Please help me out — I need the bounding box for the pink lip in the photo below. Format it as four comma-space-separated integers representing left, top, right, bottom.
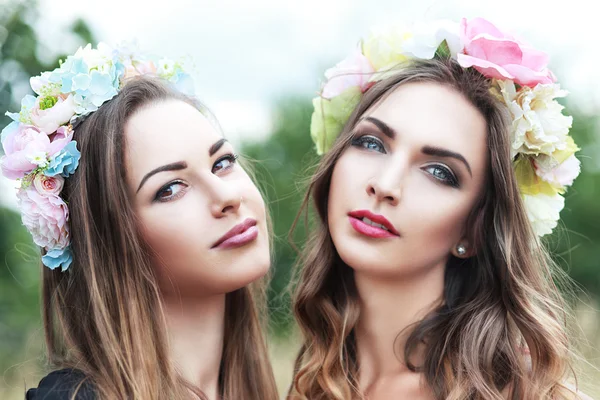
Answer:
347, 210, 400, 238
212, 218, 258, 249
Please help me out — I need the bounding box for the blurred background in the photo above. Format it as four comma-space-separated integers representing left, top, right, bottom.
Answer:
1, 0, 599, 398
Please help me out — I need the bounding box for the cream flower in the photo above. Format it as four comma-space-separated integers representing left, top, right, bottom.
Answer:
498, 80, 573, 158
362, 25, 414, 71
522, 192, 565, 237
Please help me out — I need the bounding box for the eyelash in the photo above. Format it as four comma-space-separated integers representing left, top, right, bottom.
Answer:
423, 164, 460, 188
351, 134, 386, 153
212, 153, 239, 174
153, 153, 239, 203
350, 133, 459, 188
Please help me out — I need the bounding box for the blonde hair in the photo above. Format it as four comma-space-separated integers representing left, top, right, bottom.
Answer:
42, 77, 279, 400
290, 58, 580, 399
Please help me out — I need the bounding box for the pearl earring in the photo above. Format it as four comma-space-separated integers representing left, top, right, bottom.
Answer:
457, 244, 466, 256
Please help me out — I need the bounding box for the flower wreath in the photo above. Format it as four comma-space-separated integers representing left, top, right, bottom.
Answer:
310, 18, 580, 237
1, 42, 194, 271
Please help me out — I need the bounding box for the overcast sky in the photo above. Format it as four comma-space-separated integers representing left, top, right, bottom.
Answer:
1, 0, 598, 208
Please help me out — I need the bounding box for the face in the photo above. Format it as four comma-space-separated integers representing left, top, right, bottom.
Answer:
125, 99, 269, 297
327, 82, 488, 279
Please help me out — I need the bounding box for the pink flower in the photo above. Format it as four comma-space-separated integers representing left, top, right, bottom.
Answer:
33, 174, 65, 196
17, 185, 70, 250
123, 61, 157, 80
30, 94, 76, 134
322, 48, 375, 99
457, 18, 554, 87
535, 154, 581, 187
1, 124, 73, 180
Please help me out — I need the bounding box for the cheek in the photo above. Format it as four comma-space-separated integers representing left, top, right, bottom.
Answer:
239, 174, 267, 222
328, 153, 363, 217
404, 192, 471, 250
138, 195, 212, 269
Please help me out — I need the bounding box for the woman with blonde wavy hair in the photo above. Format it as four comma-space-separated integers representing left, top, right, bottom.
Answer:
290, 18, 590, 399
2, 43, 278, 399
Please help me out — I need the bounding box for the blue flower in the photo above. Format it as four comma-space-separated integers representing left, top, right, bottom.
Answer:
113, 61, 125, 87
173, 72, 195, 97
88, 70, 118, 107
1, 120, 19, 144
46, 141, 81, 177
42, 247, 73, 271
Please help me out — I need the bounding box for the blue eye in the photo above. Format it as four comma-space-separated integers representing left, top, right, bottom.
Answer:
154, 180, 187, 203
212, 154, 238, 173
424, 165, 459, 188
351, 135, 386, 154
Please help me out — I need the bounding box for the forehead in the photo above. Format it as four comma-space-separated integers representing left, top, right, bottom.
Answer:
366, 82, 488, 161
125, 99, 222, 171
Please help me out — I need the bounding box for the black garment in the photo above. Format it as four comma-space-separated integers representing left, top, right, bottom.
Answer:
26, 369, 96, 400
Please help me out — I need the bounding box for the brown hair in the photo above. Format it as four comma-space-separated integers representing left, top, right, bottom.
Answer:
42, 77, 278, 400
290, 58, 579, 399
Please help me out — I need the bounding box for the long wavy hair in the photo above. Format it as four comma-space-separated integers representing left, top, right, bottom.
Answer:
290, 58, 579, 399
41, 77, 278, 400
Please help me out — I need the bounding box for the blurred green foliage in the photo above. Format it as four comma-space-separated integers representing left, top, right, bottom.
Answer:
242, 97, 318, 333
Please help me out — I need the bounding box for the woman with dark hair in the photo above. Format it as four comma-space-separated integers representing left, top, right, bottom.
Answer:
1, 44, 278, 400
290, 19, 589, 399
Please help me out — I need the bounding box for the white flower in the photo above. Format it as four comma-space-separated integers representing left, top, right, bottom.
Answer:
534, 154, 581, 188
522, 192, 565, 236
403, 19, 462, 60
157, 58, 176, 78
30, 72, 61, 97
114, 40, 143, 67
499, 81, 573, 158
74, 42, 114, 72
27, 151, 49, 168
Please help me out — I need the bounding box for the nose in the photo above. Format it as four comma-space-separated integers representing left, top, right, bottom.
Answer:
208, 176, 242, 218
366, 166, 402, 207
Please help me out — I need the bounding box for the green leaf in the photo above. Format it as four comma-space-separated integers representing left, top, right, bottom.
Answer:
434, 39, 451, 59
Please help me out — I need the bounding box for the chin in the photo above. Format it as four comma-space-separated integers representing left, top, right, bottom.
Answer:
221, 261, 270, 294
333, 236, 398, 276
222, 245, 271, 293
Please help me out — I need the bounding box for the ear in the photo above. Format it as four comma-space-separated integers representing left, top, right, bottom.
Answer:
451, 240, 475, 259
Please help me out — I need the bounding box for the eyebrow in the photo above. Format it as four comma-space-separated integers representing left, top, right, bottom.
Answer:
136, 162, 187, 193
422, 145, 472, 177
364, 116, 395, 139
136, 139, 229, 194
209, 138, 227, 157
362, 116, 472, 177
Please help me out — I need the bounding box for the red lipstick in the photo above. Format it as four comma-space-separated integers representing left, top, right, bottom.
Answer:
347, 210, 400, 238
212, 218, 258, 249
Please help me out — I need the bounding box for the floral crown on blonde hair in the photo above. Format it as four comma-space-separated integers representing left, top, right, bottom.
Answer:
310, 17, 580, 237
1, 42, 195, 271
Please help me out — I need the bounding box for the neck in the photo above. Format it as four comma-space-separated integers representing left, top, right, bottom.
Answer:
163, 293, 226, 400
354, 264, 445, 382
